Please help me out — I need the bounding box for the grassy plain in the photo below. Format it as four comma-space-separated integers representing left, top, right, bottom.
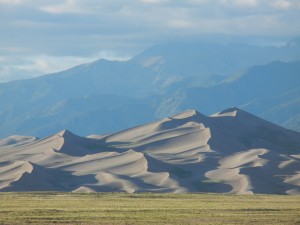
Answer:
0, 192, 299, 224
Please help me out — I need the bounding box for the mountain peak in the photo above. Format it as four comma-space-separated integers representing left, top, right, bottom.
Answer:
211, 107, 261, 120
57, 129, 75, 138
171, 109, 202, 120
211, 107, 240, 117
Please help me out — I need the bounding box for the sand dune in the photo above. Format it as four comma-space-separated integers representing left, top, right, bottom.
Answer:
0, 160, 33, 190
0, 108, 299, 194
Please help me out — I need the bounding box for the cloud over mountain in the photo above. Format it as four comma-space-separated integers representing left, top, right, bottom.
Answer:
1, 0, 300, 81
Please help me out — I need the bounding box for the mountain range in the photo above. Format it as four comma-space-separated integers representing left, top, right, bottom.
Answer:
0, 108, 299, 194
0, 40, 300, 138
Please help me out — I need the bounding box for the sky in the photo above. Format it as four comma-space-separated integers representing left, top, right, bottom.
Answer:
1, 0, 300, 82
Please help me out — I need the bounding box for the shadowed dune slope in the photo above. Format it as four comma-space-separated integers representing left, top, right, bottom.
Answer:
0, 108, 299, 194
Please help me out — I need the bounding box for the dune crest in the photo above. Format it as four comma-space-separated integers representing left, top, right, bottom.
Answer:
0, 108, 299, 194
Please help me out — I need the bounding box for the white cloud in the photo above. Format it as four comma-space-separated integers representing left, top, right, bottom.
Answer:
0, 0, 22, 4
168, 20, 192, 29
1, 0, 300, 81
271, 0, 300, 10
140, 0, 168, 4
187, 0, 211, 4
235, 0, 257, 7
0, 52, 130, 83
219, 0, 258, 7
40, 0, 87, 14
273, 0, 292, 10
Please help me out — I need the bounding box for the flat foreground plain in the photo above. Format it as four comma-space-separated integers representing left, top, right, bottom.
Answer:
0, 193, 299, 225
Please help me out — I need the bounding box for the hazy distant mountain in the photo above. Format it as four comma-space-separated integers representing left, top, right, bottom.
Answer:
132, 41, 300, 77
157, 61, 300, 131
0, 41, 300, 138
0, 108, 299, 194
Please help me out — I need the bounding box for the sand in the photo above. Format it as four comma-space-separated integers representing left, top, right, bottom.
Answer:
0, 108, 299, 194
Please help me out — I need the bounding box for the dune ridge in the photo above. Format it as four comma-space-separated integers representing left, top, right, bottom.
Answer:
0, 108, 299, 194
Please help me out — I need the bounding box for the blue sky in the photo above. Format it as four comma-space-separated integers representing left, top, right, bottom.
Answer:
1, 0, 300, 82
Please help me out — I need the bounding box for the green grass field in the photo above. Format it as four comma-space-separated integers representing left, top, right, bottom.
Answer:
0, 193, 299, 224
